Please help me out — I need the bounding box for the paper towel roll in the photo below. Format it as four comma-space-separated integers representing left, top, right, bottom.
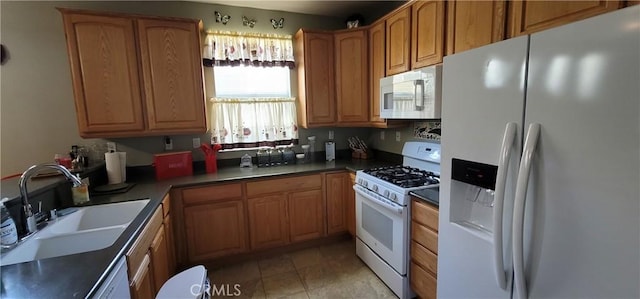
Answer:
118, 152, 126, 182
105, 152, 123, 184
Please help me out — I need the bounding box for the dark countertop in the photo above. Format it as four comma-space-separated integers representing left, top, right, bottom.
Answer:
0, 158, 394, 299
410, 187, 440, 207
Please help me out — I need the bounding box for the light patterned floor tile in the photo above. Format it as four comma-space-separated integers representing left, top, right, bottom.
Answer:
262, 271, 306, 298
259, 254, 297, 278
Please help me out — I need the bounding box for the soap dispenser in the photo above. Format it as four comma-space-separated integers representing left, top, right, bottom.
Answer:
1, 199, 18, 247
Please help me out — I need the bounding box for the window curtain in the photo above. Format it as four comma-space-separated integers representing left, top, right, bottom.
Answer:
210, 98, 299, 149
203, 31, 295, 68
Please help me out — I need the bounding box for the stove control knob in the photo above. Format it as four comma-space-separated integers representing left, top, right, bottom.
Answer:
384, 190, 390, 197
363, 181, 368, 188
357, 178, 363, 185
391, 193, 398, 201
373, 185, 379, 192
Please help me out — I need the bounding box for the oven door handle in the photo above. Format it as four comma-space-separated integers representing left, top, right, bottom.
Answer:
353, 185, 403, 215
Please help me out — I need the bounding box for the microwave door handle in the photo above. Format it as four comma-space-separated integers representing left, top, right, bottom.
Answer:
414, 80, 425, 111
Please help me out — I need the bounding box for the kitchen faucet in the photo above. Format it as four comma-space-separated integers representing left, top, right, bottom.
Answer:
18, 163, 83, 235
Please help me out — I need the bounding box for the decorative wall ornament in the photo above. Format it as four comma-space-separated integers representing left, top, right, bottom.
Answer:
345, 14, 364, 28
414, 121, 441, 141
214, 11, 231, 25
242, 16, 256, 28
270, 18, 284, 29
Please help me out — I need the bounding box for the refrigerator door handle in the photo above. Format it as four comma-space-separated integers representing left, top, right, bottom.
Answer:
493, 122, 517, 290
512, 123, 541, 299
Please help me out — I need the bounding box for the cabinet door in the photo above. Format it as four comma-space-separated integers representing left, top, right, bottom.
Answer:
137, 18, 206, 133
130, 254, 154, 299
150, 225, 170, 294
509, 0, 622, 37
326, 172, 348, 234
184, 201, 247, 261
369, 21, 386, 126
446, 0, 506, 55
347, 173, 356, 237
335, 29, 369, 125
60, 12, 145, 137
163, 214, 176, 275
295, 30, 336, 127
411, 0, 445, 68
288, 189, 325, 242
386, 7, 411, 75
248, 195, 289, 249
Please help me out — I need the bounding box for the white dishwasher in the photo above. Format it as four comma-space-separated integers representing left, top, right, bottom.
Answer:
92, 256, 130, 299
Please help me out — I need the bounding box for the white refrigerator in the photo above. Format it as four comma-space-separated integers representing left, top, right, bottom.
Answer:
438, 6, 639, 299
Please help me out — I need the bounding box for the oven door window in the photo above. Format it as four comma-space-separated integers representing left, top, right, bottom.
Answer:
361, 203, 394, 250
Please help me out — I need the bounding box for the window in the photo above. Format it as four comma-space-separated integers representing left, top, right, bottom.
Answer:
205, 31, 298, 150
213, 66, 291, 98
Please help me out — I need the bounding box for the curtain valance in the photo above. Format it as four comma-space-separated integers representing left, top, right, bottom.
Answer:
203, 31, 295, 68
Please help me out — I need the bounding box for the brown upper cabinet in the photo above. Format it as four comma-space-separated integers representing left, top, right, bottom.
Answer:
59, 9, 206, 138
385, 1, 445, 75
508, 0, 623, 37
446, 0, 507, 55
385, 7, 411, 75
334, 29, 369, 126
411, 0, 445, 68
295, 29, 336, 128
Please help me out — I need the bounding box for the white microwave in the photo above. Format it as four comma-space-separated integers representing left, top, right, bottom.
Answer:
380, 65, 442, 119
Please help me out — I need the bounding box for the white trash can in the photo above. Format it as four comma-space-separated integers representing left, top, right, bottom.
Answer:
156, 265, 209, 299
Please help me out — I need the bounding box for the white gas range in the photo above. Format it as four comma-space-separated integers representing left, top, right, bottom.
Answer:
353, 141, 441, 299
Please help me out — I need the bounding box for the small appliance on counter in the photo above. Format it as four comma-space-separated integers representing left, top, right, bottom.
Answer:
325, 140, 335, 161
153, 151, 193, 180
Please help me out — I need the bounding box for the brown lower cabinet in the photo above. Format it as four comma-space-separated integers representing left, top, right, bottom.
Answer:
410, 198, 439, 299
127, 206, 173, 299
347, 173, 356, 237
173, 172, 355, 265
246, 174, 325, 250
247, 195, 289, 249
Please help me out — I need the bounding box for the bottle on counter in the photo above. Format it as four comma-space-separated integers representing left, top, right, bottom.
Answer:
1, 199, 18, 247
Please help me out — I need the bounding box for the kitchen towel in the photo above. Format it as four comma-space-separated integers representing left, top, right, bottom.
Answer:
105, 152, 126, 184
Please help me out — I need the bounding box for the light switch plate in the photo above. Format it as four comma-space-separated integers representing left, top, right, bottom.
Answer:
192, 137, 201, 148
380, 131, 385, 140
328, 130, 334, 140
396, 131, 401, 142
164, 137, 173, 150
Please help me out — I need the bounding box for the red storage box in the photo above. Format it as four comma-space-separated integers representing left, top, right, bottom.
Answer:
153, 151, 193, 180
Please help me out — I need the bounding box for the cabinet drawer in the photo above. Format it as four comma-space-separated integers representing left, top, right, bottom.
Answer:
181, 183, 243, 205
161, 194, 170, 217
412, 199, 438, 232
411, 240, 437, 276
126, 207, 163, 277
410, 261, 437, 299
246, 174, 322, 197
412, 221, 438, 254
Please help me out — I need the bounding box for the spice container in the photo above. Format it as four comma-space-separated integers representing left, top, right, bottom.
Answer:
257, 149, 270, 167
269, 148, 283, 166
282, 147, 295, 165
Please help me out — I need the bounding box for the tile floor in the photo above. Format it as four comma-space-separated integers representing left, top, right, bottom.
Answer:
208, 239, 398, 299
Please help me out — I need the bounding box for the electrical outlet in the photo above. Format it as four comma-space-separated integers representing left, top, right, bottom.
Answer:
192, 137, 201, 149
328, 130, 334, 140
396, 131, 401, 142
380, 131, 385, 140
106, 142, 116, 153
164, 136, 173, 150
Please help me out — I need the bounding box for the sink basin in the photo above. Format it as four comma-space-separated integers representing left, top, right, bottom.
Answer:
50, 200, 149, 234
0, 199, 150, 266
0, 226, 126, 266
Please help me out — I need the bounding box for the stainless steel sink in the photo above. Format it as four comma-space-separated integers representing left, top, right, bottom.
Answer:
0, 199, 150, 266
